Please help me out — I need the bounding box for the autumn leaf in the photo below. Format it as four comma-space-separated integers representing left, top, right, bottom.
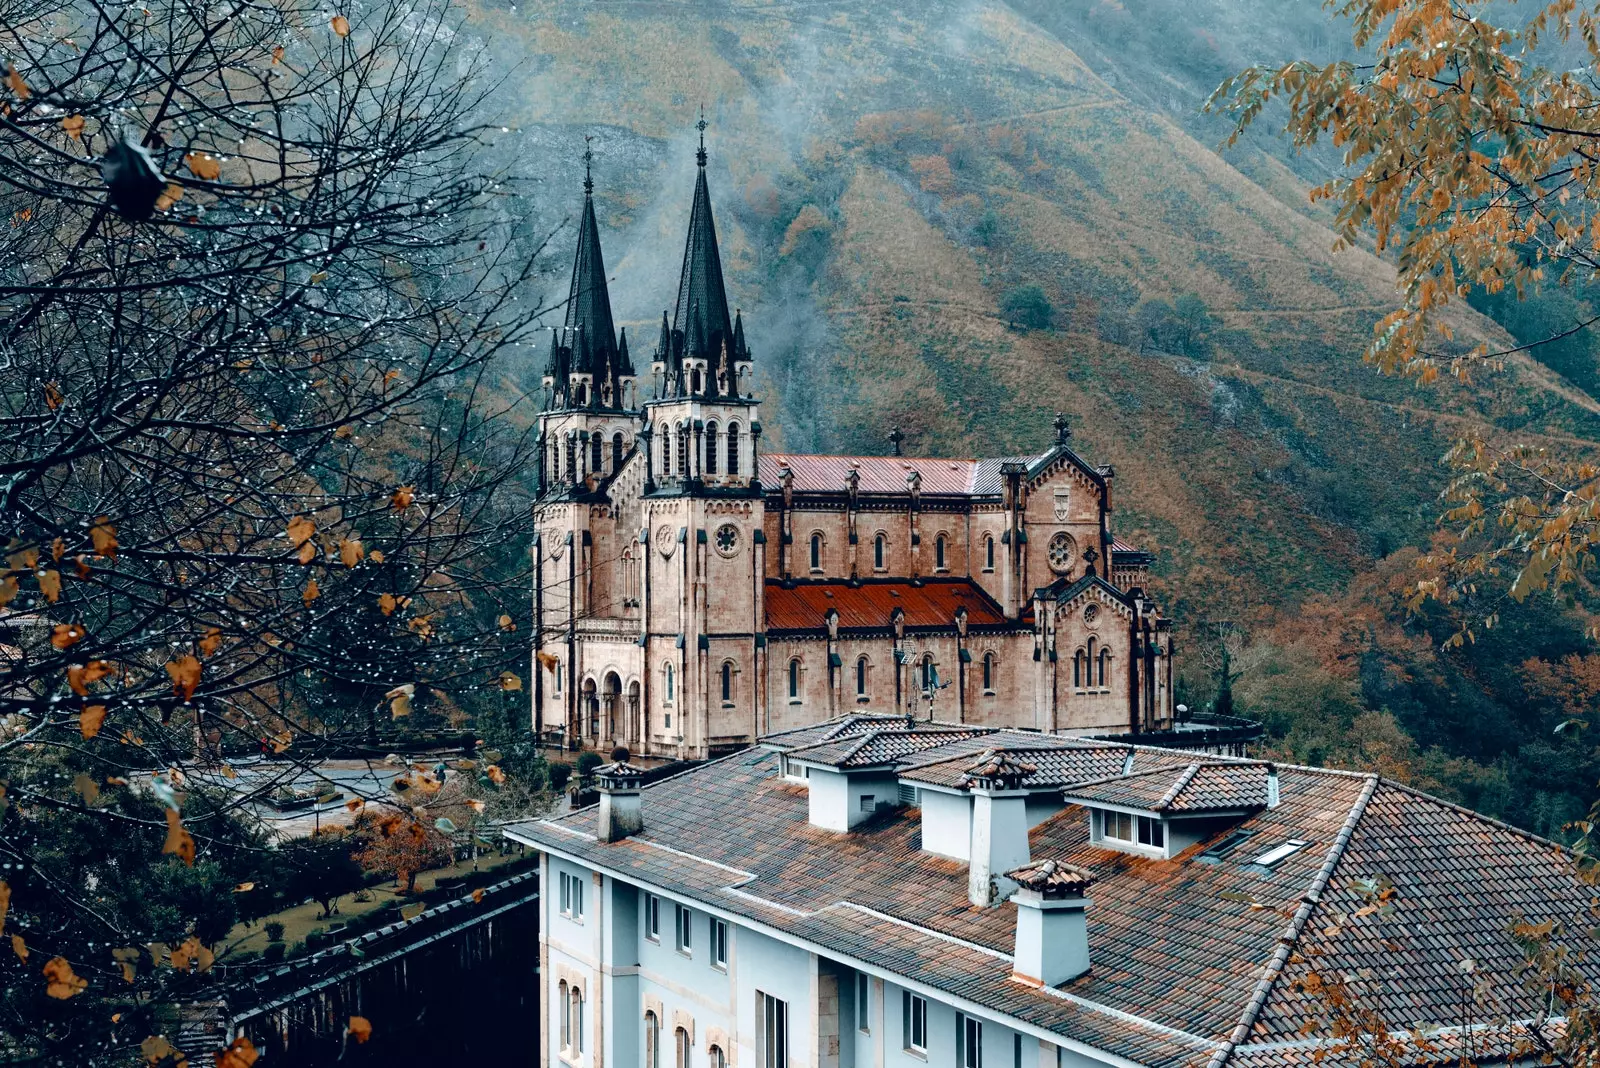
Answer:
10, 934, 25, 962
391, 485, 415, 511
498, 614, 516, 632
50, 537, 63, 561
215, 1035, 259, 1068
386, 682, 414, 718
368, 549, 385, 564
166, 655, 201, 700
43, 956, 87, 998
0, 576, 16, 608
287, 513, 315, 544
471, 888, 485, 903
139, 1035, 180, 1064
170, 936, 213, 972
80, 704, 107, 739
35, 569, 60, 602
198, 627, 222, 658
378, 592, 398, 616
407, 615, 433, 640
333, 424, 353, 439
0, 880, 9, 934
61, 114, 84, 139
302, 577, 320, 605
331, 14, 351, 36
162, 808, 195, 866
499, 671, 522, 692
73, 555, 91, 579
112, 947, 140, 983
183, 152, 220, 180
484, 765, 506, 786
345, 796, 364, 811
68, 661, 111, 696
271, 45, 284, 63
338, 537, 364, 567
154, 183, 183, 212
90, 516, 118, 558
41, 381, 62, 410
347, 1016, 372, 1044
50, 623, 86, 649
4, 64, 28, 100
72, 773, 98, 805
234, 881, 254, 893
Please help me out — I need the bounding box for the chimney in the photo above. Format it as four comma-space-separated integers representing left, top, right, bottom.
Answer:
1006, 859, 1094, 987
962, 750, 1036, 907
596, 746, 646, 843
1265, 762, 1280, 809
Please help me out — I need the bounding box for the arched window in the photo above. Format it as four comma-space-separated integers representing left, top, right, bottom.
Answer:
982, 652, 995, 692
856, 657, 869, 697
874, 533, 886, 570
559, 980, 570, 1049
675, 1027, 691, 1068
555, 661, 563, 693
677, 424, 689, 477
590, 433, 602, 473
664, 663, 675, 704
705, 422, 719, 475
809, 533, 822, 572
566, 437, 577, 481
935, 534, 947, 571
721, 661, 733, 704
691, 367, 702, 393
570, 986, 584, 1053
1098, 647, 1110, 688
984, 535, 995, 571
645, 1012, 660, 1068
726, 422, 741, 475
709, 1045, 727, 1068
921, 654, 936, 691
659, 423, 671, 476
575, 381, 587, 406
612, 431, 625, 473
1073, 649, 1085, 689
1087, 636, 1098, 661
788, 658, 801, 700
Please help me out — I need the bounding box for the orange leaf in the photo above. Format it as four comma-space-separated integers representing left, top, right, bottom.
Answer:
139, 1035, 178, 1063
497, 614, 516, 632
183, 152, 220, 181
42, 381, 62, 410
216, 1035, 259, 1068
170, 936, 213, 972
484, 765, 506, 786
4, 64, 28, 100
90, 517, 118, 559
61, 115, 84, 140
154, 183, 183, 212
331, 14, 351, 36
73, 555, 91, 579
0, 576, 16, 607
112, 947, 140, 983
287, 514, 315, 547
43, 956, 86, 998
338, 537, 364, 568
347, 1016, 372, 1044
10, 934, 25, 962
302, 577, 319, 605
50, 537, 64, 561
166, 655, 200, 700
50, 623, 86, 649
345, 797, 364, 811
0, 880, 9, 933
234, 882, 255, 892
198, 627, 222, 658
271, 45, 284, 64
499, 671, 522, 692
377, 592, 397, 616
68, 661, 111, 696
368, 549, 385, 564
391, 485, 414, 511
162, 808, 195, 866
296, 540, 317, 565
80, 705, 107, 738
471, 887, 485, 903
36, 569, 60, 602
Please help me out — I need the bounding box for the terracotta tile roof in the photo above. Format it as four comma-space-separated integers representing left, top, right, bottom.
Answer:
1007, 858, 1094, 897
787, 728, 990, 769
764, 578, 1010, 631
507, 731, 1597, 1068
760, 714, 914, 750
758, 453, 1041, 495
1061, 762, 1270, 814
901, 744, 1141, 790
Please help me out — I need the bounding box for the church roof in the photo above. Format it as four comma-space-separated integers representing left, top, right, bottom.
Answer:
566, 193, 618, 362
764, 578, 1009, 631
758, 454, 1041, 495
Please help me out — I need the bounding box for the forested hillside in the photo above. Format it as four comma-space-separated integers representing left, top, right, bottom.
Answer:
472, 0, 1600, 838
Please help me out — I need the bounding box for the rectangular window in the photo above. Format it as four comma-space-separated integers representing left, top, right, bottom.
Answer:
758, 992, 788, 1068
1136, 816, 1165, 848
675, 903, 693, 955
956, 1014, 982, 1068
559, 871, 570, 914
859, 794, 875, 814
1014, 1034, 1023, 1068
903, 992, 927, 1053
856, 974, 870, 1034
711, 918, 728, 970
558, 871, 584, 918
1103, 810, 1133, 842
645, 893, 661, 942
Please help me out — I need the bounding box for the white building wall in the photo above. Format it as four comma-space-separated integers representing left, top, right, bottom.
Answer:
920, 791, 971, 861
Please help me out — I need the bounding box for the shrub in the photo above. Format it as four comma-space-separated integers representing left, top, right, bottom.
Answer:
576, 751, 603, 779
263, 921, 285, 943
305, 929, 329, 951
549, 763, 572, 791
1001, 285, 1053, 330
262, 943, 286, 964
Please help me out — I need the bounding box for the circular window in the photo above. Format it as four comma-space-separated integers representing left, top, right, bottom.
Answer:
1083, 603, 1100, 626
714, 523, 740, 558
1047, 532, 1077, 575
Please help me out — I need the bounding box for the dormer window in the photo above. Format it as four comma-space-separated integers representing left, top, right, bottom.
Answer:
1092, 809, 1166, 854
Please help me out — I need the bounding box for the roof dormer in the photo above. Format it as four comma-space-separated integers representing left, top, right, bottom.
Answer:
1062, 761, 1274, 860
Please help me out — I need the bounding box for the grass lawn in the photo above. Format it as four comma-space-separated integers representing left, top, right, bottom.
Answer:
221, 847, 526, 959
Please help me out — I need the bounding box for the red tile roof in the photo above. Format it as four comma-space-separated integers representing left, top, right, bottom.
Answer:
764, 578, 1009, 631
1061, 762, 1271, 814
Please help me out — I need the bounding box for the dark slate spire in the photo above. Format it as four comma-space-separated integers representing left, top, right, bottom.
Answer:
554, 139, 635, 409
617, 327, 633, 378
671, 114, 735, 397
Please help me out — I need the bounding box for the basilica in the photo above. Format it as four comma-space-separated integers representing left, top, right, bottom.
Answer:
531, 132, 1175, 759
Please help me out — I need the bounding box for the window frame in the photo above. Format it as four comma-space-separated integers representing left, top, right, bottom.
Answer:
675, 902, 693, 956
788, 658, 801, 703
935, 534, 948, 571
710, 916, 728, 970
809, 532, 823, 572
644, 892, 661, 943
903, 991, 928, 1054
645, 1012, 661, 1068
759, 991, 788, 1068
957, 1012, 982, 1068
856, 973, 870, 1034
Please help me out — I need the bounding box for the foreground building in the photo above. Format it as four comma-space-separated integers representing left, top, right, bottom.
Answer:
508, 716, 1595, 1068
533, 133, 1176, 760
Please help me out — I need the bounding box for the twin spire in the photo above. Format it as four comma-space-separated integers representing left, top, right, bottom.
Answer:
542, 119, 751, 413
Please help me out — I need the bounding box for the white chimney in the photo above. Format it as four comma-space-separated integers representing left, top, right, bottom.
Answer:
962, 750, 1036, 907
1007, 859, 1094, 987
596, 749, 646, 843
1265, 762, 1280, 809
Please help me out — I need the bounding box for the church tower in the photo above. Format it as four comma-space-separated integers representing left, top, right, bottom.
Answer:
637, 118, 767, 756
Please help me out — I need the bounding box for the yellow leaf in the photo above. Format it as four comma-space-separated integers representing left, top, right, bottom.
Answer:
331, 14, 351, 36
391, 485, 415, 511
80, 704, 107, 738
333, 424, 353, 439
368, 549, 385, 564
61, 114, 84, 140
499, 671, 523, 692
139, 1035, 179, 1064
166, 655, 201, 700
347, 1016, 372, 1044
170, 936, 213, 972
297, 540, 317, 565
154, 183, 183, 212
339, 537, 364, 567
287, 514, 315, 547
183, 152, 220, 181
50, 623, 85, 649
4, 64, 28, 100
36, 569, 60, 602
302, 577, 319, 605
408, 615, 433, 639
377, 592, 398, 616
10, 934, 25, 962
162, 808, 195, 866
90, 516, 117, 558
498, 614, 516, 632
43, 956, 87, 998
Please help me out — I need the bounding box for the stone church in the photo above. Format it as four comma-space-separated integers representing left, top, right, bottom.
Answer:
532, 133, 1175, 760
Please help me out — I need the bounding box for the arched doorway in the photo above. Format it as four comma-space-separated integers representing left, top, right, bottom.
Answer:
580, 678, 598, 742
602, 672, 622, 743
627, 680, 641, 746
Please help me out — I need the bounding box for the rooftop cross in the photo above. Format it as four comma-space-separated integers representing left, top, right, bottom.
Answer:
888, 426, 905, 456
696, 106, 708, 167
582, 135, 594, 196
1054, 411, 1071, 444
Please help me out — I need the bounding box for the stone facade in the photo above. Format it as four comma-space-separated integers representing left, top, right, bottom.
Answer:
532, 139, 1174, 759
